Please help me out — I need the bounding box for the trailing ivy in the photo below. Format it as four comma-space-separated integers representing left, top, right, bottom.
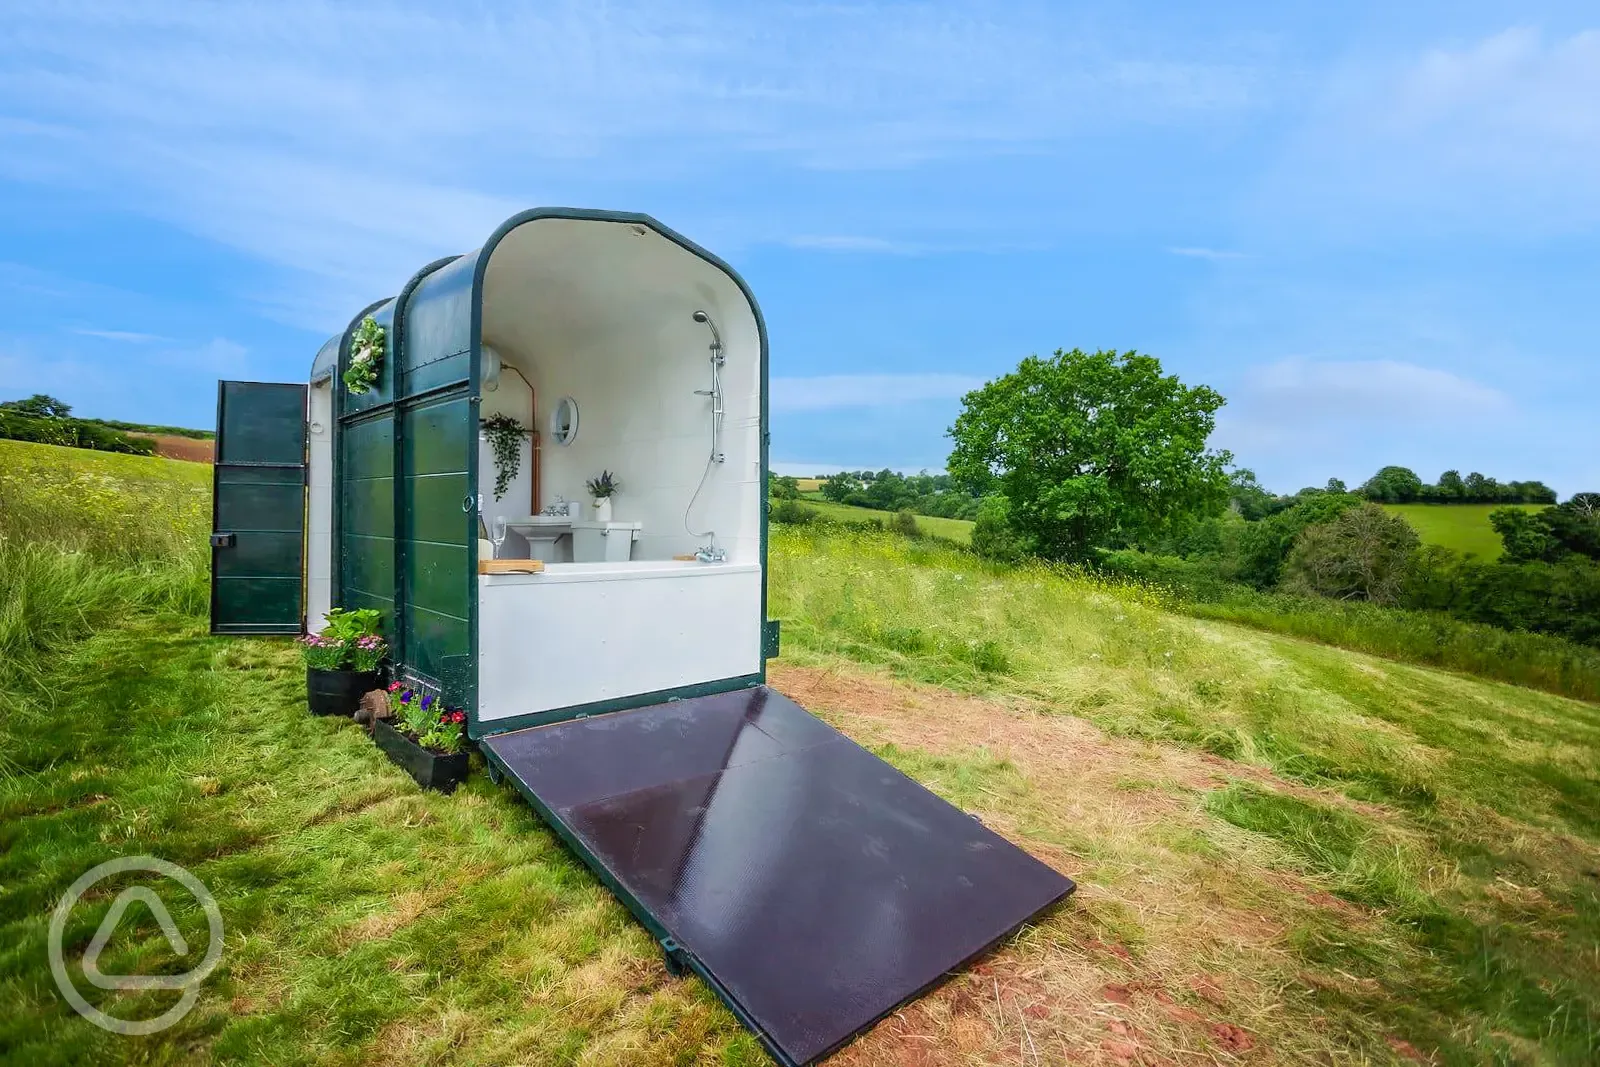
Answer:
481, 413, 528, 500
344, 316, 385, 395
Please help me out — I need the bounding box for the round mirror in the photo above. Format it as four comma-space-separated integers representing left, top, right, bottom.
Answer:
551, 396, 579, 446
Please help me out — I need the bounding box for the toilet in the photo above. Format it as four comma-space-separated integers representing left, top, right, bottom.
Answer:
570, 521, 641, 563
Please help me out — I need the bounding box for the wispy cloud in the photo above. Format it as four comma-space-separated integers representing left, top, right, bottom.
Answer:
772, 373, 983, 412
70, 327, 168, 343
1247, 358, 1510, 420
1168, 246, 1245, 261
1255, 27, 1600, 236
0, 2, 1270, 328
785, 235, 924, 255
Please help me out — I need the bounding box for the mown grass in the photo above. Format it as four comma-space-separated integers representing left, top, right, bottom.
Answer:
1187, 591, 1600, 704
771, 525, 1600, 1062
1381, 503, 1541, 559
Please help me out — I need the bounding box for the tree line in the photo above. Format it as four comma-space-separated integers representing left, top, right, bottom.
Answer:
1358, 465, 1556, 505
0, 394, 158, 456
780, 468, 982, 520
931, 348, 1598, 651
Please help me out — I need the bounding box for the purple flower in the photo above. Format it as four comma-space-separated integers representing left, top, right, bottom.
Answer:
401, 690, 413, 704
421, 694, 435, 710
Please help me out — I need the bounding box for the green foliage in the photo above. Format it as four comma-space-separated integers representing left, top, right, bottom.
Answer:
585, 469, 619, 499
386, 686, 465, 753
817, 468, 981, 520
768, 473, 801, 500
1361, 465, 1557, 504
769, 498, 819, 525
890, 509, 920, 538
479, 413, 528, 501
969, 493, 1030, 562
0, 392, 72, 418
299, 608, 386, 671
948, 348, 1232, 561
1282, 503, 1420, 605
343, 315, 384, 395
1359, 465, 1424, 503
0, 408, 157, 455
1227, 468, 1278, 520
90, 418, 213, 440
1493, 498, 1600, 563
323, 606, 382, 642
1234, 492, 1363, 589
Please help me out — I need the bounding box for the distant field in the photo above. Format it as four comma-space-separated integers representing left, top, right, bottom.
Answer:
795, 477, 825, 492
789, 498, 975, 543
1381, 503, 1540, 559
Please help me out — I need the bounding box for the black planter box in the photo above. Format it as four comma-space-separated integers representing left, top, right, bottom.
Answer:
307, 668, 379, 717
373, 719, 469, 793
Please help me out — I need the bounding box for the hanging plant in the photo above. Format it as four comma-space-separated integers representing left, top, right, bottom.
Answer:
344, 316, 385, 395
481, 413, 528, 500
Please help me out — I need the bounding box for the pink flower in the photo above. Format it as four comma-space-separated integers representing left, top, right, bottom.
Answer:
387, 682, 402, 693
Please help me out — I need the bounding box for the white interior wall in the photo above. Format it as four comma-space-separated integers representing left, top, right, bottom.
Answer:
305, 380, 333, 632
481, 219, 762, 563
476, 364, 535, 546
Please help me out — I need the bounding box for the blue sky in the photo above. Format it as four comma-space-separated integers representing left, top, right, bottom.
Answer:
2, 2, 1596, 496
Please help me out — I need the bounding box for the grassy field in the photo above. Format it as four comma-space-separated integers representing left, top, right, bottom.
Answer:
789, 498, 975, 543
4, 440, 1599, 1065
1381, 503, 1541, 559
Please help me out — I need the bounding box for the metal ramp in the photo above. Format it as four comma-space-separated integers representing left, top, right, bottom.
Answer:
481, 686, 1074, 1066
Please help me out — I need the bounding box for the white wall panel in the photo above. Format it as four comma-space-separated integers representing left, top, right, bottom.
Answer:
478, 564, 762, 720
305, 380, 333, 632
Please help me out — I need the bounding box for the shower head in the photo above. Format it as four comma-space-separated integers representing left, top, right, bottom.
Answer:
691, 309, 722, 355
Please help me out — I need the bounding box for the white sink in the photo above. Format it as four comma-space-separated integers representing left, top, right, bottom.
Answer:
504, 515, 574, 534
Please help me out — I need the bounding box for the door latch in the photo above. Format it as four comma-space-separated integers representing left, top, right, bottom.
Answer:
210, 532, 236, 548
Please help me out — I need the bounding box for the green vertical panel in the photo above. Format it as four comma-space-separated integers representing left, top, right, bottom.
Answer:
338, 409, 396, 634
398, 390, 472, 694
210, 381, 306, 635
400, 254, 475, 397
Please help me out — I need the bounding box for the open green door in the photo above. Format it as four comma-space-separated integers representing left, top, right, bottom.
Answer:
210, 381, 308, 635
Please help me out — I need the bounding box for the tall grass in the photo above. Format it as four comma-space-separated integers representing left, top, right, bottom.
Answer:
0, 441, 209, 688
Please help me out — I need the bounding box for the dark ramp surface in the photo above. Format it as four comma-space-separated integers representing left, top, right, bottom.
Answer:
482, 687, 1074, 1066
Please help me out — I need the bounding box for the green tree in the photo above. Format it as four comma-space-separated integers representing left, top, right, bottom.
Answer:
969, 494, 1031, 562
1359, 465, 1424, 503
1234, 492, 1363, 588
769, 474, 801, 500
1227, 468, 1276, 521
0, 393, 71, 418
819, 472, 859, 503
1436, 470, 1465, 499
947, 349, 1232, 562
1282, 503, 1420, 604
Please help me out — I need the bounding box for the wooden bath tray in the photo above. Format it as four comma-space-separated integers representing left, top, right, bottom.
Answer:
478, 559, 546, 574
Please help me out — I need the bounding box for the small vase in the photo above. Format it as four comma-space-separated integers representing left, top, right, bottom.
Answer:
593, 498, 613, 523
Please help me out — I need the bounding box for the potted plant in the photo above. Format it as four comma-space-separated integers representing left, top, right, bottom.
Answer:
587, 470, 619, 523
298, 608, 386, 716
372, 684, 470, 793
